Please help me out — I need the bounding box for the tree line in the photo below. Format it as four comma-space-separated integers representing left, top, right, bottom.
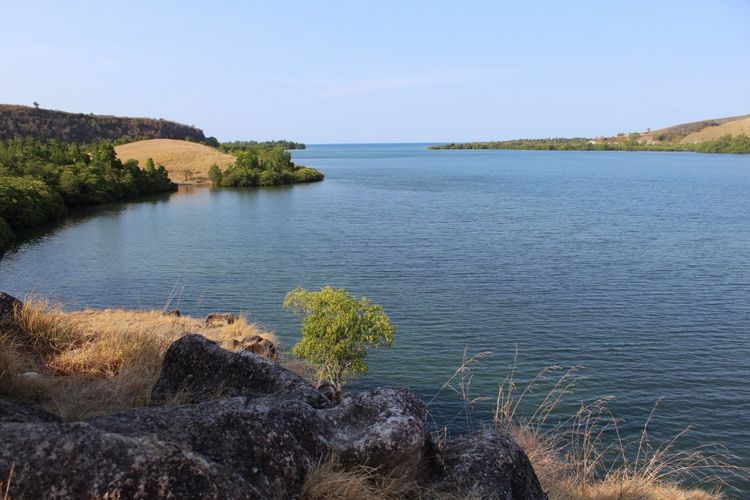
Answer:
430, 134, 750, 154
0, 138, 176, 254
219, 140, 306, 151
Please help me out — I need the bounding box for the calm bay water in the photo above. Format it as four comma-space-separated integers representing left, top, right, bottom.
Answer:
1, 144, 749, 489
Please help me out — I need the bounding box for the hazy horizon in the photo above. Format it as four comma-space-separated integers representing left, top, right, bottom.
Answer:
3, 1, 749, 143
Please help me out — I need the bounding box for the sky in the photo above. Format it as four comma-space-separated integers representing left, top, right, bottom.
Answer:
2, 0, 749, 143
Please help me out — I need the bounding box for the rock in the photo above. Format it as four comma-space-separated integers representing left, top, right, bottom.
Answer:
433, 428, 548, 500
0, 388, 429, 498
232, 334, 278, 361
0, 335, 547, 499
151, 334, 330, 408
165, 309, 180, 317
0, 399, 60, 423
0, 421, 256, 498
324, 387, 429, 471
18, 371, 42, 381
0, 292, 22, 322
205, 312, 237, 326
318, 381, 337, 402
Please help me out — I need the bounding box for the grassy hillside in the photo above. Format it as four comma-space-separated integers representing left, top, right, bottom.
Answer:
432, 114, 750, 153
0, 104, 206, 143
116, 139, 235, 184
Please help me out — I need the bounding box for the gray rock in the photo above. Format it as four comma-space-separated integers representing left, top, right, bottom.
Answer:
0, 292, 21, 322
151, 334, 330, 408
0, 335, 546, 499
232, 334, 278, 361
0, 399, 60, 423
0, 421, 256, 498
434, 428, 548, 500
204, 312, 238, 325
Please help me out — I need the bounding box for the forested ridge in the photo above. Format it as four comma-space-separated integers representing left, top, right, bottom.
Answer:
0, 104, 206, 144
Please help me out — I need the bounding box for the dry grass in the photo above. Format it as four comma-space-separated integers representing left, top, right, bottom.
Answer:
301, 455, 425, 500
114, 139, 235, 184
434, 348, 748, 500
680, 116, 750, 143
0, 295, 278, 419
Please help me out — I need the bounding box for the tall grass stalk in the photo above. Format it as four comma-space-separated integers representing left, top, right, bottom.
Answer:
429, 347, 747, 499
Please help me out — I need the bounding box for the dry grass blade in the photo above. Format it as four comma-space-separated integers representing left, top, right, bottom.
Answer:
429, 347, 747, 499
301, 455, 423, 500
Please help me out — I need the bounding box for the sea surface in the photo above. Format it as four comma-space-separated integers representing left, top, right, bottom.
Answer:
1, 144, 749, 490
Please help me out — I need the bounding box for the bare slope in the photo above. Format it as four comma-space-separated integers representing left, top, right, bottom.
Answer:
115, 139, 235, 184
638, 114, 750, 144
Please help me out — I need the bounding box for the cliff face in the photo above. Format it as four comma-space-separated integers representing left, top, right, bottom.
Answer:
0, 104, 206, 143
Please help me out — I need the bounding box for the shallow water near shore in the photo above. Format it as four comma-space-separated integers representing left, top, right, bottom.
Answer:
1, 144, 749, 489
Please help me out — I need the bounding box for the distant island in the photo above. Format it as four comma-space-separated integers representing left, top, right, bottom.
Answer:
431, 114, 750, 154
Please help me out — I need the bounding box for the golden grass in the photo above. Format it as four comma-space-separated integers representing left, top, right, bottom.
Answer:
680, 117, 750, 143
114, 139, 235, 184
0, 296, 278, 419
301, 455, 425, 500
428, 348, 746, 500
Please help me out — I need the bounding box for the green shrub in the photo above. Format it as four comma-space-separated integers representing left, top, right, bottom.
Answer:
284, 286, 394, 395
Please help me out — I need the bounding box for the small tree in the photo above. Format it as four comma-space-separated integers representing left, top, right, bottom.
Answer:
284, 286, 394, 395
33, 101, 39, 109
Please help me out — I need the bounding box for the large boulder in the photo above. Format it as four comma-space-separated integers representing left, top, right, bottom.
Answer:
151, 334, 330, 408
434, 428, 548, 499
0, 334, 546, 499
0, 421, 256, 498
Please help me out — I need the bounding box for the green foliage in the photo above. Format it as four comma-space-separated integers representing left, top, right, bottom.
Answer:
209, 146, 324, 187
430, 133, 750, 154
220, 139, 305, 151
0, 138, 177, 253
0, 216, 15, 254
284, 286, 395, 393
0, 176, 67, 230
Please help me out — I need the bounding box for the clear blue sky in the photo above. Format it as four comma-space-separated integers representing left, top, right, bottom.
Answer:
2, 1, 749, 143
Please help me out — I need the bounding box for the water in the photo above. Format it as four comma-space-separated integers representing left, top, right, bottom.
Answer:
1, 144, 749, 490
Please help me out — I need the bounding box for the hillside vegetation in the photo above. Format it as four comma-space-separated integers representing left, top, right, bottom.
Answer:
115, 139, 236, 184
0, 104, 206, 143
0, 138, 176, 254
432, 114, 750, 153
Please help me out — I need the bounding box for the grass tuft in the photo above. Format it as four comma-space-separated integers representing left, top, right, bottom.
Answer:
431, 346, 748, 500
0, 296, 280, 419
301, 455, 424, 500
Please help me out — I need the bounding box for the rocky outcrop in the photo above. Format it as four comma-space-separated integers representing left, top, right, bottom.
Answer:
433, 429, 547, 499
204, 312, 238, 326
0, 292, 21, 323
0, 334, 546, 499
232, 334, 279, 361
151, 334, 329, 407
